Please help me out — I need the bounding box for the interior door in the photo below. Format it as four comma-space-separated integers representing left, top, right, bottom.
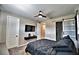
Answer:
6, 16, 19, 48
41, 23, 45, 39
56, 22, 62, 41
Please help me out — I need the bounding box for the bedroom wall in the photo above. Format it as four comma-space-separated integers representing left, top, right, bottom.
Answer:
0, 11, 2, 42
0, 10, 37, 54
19, 18, 37, 45
44, 21, 56, 41
43, 14, 77, 48
77, 15, 79, 48
0, 43, 9, 55
0, 11, 37, 45
0, 11, 6, 43
36, 23, 41, 39
0, 11, 9, 54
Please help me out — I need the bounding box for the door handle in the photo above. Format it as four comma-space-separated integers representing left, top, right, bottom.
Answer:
16, 35, 18, 37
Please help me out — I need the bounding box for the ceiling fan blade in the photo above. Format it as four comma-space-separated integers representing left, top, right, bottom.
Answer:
34, 14, 42, 17
34, 15, 39, 17
43, 15, 46, 18
41, 14, 46, 18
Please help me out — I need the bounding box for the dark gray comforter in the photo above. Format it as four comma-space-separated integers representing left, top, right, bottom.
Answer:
25, 39, 56, 55
25, 35, 77, 55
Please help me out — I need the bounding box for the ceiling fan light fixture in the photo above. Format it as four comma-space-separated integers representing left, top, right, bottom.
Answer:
38, 15, 43, 18
34, 10, 46, 18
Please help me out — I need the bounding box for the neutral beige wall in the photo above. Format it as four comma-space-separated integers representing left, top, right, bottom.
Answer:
0, 11, 7, 43
19, 18, 37, 45
0, 11, 37, 54
0, 11, 9, 55
43, 14, 78, 47
0, 43, 9, 55
44, 21, 56, 41
1, 11, 7, 43
0, 11, 37, 46
0, 11, 2, 42
36, 23, 41, 39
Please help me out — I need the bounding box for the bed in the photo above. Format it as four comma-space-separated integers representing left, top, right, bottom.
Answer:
25, 35, 77, 55
25, 39, 56, 55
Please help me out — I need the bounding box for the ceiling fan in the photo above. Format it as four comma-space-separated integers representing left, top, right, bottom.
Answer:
34, 11, 46, 18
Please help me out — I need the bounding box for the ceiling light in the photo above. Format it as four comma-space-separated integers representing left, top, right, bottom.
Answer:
34, 10, 46, 18
38, 15, 42, 18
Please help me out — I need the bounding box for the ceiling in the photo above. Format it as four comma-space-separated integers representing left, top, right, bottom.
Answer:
0, 4, 79, 22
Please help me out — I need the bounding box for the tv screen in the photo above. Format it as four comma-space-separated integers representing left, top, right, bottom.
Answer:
25, 25, 35, 32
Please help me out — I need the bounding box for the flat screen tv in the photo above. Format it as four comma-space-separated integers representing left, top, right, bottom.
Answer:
25, 25, 35, 32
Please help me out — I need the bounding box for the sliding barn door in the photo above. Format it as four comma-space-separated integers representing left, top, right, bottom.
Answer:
6, 16, 19, 49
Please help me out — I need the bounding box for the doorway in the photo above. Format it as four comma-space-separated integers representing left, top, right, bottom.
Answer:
40, 23, 45, 39
56, 21, 62, 41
